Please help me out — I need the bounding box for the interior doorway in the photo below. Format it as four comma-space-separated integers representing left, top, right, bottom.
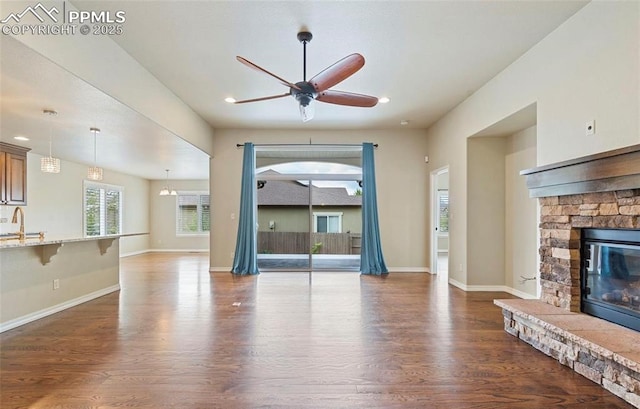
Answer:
431, 166, 449, 278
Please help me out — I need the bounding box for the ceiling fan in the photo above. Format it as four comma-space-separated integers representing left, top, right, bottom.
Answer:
233, 31, 378, 122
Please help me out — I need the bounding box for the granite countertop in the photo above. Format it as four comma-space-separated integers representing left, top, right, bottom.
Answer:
0, 232, 148, 249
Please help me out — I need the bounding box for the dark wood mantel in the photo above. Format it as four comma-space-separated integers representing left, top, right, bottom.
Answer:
521, 144, 640, 198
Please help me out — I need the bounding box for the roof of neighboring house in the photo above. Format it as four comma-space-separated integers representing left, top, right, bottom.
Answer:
257, 170, 361, 206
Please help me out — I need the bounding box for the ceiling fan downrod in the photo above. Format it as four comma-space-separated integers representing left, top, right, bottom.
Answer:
297, 31, 312, 82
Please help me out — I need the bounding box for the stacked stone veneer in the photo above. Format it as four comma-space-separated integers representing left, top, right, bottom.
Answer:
539, 189, 640, 312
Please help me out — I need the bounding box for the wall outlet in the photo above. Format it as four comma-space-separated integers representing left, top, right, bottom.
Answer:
0, 218, 7, 223
53, 279, 60, 290
586, 120, 595, 136
231, 213, 236, 220
230, 252, 234, 259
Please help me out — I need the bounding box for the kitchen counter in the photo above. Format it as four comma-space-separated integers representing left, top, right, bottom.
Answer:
0, 232, 149, 249
1, 232, 148, 332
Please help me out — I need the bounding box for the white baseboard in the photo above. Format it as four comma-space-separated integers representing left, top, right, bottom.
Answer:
149, 249, 209, 253
210, 267, 232, 272
388, 267, 430, 273
0, 284, 121, 333
448, 278, 467, 290
120, 249, 149, 258
504, 287, 537, 299
448, 278, 536, 298
210, 267, 430, 273
120, 249, 209, 258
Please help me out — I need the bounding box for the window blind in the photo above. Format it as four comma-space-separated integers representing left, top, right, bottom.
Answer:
84, 182, 122, 236
176, 192, 210, 234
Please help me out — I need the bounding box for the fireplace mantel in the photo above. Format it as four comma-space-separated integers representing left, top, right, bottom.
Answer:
521, 144, 640, 198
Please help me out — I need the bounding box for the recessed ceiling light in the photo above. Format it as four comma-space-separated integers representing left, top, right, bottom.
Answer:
378, 97, 390, 104
13, 136, 29, 141
400, 120, 410, 126
224, 97, 236, 103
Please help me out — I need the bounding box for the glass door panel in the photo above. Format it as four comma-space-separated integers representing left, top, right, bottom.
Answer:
310, 179, 361, 271
257, 179, 311, 271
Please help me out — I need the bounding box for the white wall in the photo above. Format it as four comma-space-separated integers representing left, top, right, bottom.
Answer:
148, 179, 209, 251
0, 152, 150, 255
2, 1, 215, 156
425, 1, 639, 288
210, 129, 430, 271
467, 137, 507, 286
505, 126, 537, 296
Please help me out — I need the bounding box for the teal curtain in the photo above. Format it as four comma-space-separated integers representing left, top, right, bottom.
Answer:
231, 143, 259, 275
360, 142, 388, 275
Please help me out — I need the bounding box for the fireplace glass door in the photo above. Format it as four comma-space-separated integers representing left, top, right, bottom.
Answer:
582, 229, 640, 331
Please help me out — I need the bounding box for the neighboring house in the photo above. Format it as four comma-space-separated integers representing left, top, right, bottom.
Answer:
257, 170, 361, 234
256, 170, 362, 255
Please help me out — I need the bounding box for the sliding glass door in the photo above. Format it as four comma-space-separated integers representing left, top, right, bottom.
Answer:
254, 145, 362, 272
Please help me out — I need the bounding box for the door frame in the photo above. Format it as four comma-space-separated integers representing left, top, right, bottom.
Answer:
430, 166, 449, 276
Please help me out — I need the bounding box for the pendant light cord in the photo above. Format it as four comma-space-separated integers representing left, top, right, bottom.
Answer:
93, 130, 97, 164
90, 127, 100, 166
44, 109, 57, 158
48, 119, 54, 158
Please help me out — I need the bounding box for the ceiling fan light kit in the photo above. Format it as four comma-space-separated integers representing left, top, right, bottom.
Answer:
234, 31, 378, 122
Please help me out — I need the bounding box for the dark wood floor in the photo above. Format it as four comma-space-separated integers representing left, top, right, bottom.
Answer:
0, 253, 633, 408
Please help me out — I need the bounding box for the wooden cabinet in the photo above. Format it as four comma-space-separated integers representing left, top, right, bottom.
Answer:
0, 142, 30, 205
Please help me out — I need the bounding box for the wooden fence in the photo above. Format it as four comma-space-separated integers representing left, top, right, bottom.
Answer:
258, 232, 361, 255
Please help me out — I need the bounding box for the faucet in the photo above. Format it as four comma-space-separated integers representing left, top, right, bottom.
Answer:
11, 206, 24, 241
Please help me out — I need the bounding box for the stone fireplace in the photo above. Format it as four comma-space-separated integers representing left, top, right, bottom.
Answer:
537, 189, 640, 316
495, 144, 640, 408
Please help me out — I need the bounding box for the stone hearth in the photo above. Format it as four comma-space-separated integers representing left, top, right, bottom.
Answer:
496, 299, 640, 407
495, 144, 640, 408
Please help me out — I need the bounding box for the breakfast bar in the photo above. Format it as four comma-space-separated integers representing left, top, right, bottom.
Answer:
0, 233, 146, 332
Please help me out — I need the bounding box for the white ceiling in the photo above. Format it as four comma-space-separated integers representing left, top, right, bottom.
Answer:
0, 0, 588, 180
0, 35, 210, 180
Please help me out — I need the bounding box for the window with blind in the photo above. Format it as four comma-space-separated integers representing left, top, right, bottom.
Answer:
84, 181, 122, 237
438, 189, 449, 233
176, 192, 210, 234
313, 212, 342, 233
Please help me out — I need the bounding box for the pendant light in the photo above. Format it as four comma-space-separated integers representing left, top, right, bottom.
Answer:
159, 169, 177, 196
41, 109, 61, 173
87, 127, 103, 181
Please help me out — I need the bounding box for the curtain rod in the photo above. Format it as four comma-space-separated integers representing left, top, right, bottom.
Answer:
236, 143, 378, 148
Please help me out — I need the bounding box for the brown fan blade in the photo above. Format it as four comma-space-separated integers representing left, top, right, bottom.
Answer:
233, 93, 291, 104
309, 53, 365, 92
316, 90, 378, 107
236, 56, 301, 91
